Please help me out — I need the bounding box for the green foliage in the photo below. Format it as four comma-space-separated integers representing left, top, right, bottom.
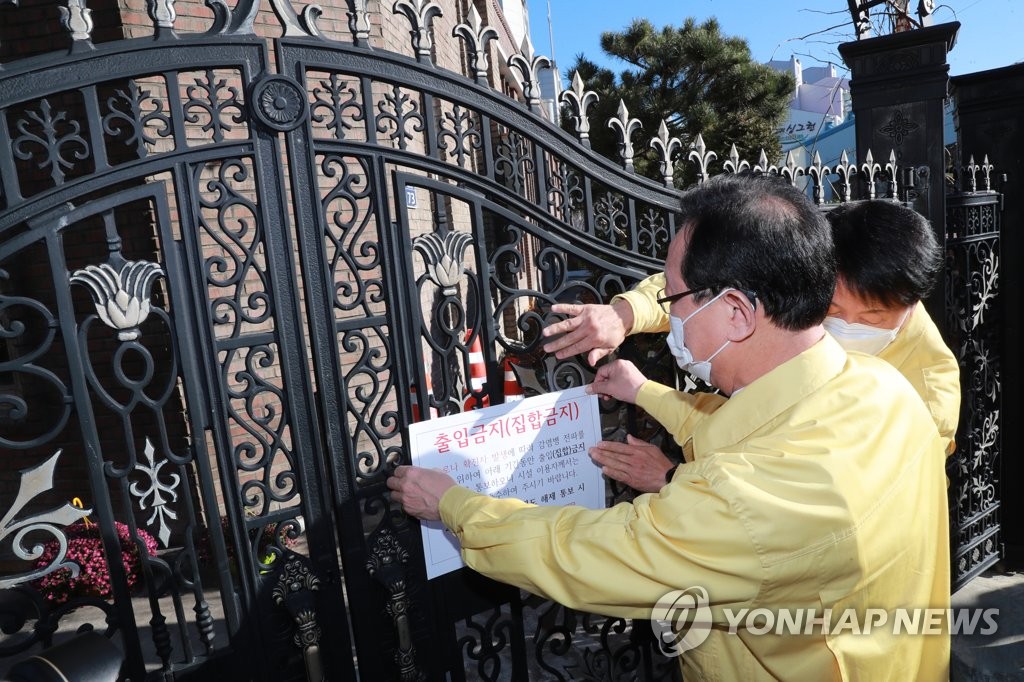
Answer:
566, 18, 795, 187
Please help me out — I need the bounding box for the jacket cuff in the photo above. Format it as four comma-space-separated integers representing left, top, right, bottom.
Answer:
438, 485, 480, 530
636, 380, 677, 413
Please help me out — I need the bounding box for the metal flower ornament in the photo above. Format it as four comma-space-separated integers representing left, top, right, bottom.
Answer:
70, 259, 165, 341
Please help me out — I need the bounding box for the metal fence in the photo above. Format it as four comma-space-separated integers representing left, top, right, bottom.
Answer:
0, 0, 1000, 679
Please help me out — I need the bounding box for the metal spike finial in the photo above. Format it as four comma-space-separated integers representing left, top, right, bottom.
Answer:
347, 0, 371, 45
559, 71, 599, 148
452, 4, 498, 85
779, 150, 804, 186
59, 0, 94, 46
393, 0, 443, 63
520, 32, 534, 61
686, 133, 717, 185
753, 148, 775, 175
507, 34, 551, 113
807, 150, 830, 205
147, 0, 176, 32
958, 153, 991, 192
835, 150, 857, 203
861, 149, 881, 199
884, 149, 899, 199
965, 154, 981, 192
722, 143, 750, 175
650, 120, 682, 187
607, 100, 641, 173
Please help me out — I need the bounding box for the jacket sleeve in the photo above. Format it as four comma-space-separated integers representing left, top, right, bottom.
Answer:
921, 355, 961, 456
887, 306, 962, 457
635, 381, 727, 449
611, 272, 670, 334
438, 474, 762, 620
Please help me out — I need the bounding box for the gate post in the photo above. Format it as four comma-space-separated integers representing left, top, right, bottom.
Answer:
952, 64, 1024, 567
838, 22, 959, 324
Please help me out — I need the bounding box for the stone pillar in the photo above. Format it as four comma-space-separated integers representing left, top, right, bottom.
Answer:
838, 22, 959, 323
953, 64, 1024, 566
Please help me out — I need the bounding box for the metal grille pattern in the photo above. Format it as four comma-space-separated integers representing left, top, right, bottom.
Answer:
944, 163, 1002, 591
0, 1, 1001, 680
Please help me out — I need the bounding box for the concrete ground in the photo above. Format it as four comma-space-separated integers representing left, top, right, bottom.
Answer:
951, 567, 1024, 680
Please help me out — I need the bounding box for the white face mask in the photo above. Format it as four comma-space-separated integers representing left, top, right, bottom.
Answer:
823, 310, 909, 356
666, 289, 732, 385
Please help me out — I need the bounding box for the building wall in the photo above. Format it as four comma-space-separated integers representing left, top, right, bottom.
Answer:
0, 0, 543, 559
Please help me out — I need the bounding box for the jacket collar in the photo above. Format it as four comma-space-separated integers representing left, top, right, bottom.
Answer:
878, 301, 927, 364
691, 333, 847, 457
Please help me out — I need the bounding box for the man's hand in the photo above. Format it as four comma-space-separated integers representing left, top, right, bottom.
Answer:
542, 300, 633, 365
386, 465, 457, 521
587, 359, 647, 404
589, 435, 675, 493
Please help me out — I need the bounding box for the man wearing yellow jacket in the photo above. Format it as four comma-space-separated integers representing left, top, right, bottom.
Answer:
543, 200, 960, 491
389, 176, 950, 680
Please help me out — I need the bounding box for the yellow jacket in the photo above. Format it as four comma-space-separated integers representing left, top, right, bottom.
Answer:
614, 274, 960, 453
439, 337, 950, 680
878, 302, 960, 454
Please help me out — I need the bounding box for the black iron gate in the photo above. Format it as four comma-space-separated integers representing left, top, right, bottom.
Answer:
0, 1, 1003, 680
943, 165, 1003, 591
0, 4, 685, 678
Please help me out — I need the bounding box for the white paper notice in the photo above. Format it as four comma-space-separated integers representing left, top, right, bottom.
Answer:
407, 385, 604, 579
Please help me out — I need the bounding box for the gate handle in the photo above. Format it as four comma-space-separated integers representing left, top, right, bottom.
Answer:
273, 553, 325, 682
366, 529, 424, 681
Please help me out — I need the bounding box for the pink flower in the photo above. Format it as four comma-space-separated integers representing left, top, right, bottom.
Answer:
33, 521, 158, 605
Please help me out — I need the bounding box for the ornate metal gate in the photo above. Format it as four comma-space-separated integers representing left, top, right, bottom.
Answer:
944, 162, 1002, 591
0, 1, 1003, 680
0, 2, 687, 679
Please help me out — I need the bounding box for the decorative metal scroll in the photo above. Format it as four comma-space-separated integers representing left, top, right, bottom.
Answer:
0, 451, 88, 589
0, 0, 1002, 679
944, 168, 1002, 591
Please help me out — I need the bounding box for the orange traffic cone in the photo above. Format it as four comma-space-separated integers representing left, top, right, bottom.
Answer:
410, 363, 438, 422
502, 357, 525, 403
463, 329, 490, 411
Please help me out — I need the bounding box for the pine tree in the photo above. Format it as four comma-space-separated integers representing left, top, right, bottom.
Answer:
568, 18, 795, 187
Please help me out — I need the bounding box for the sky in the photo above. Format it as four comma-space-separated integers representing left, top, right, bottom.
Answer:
528, 0, 1020, 81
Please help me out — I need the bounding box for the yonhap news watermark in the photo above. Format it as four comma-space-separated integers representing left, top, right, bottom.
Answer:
652, 587, 999, 657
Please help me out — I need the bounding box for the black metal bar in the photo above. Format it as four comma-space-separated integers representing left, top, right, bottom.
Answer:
80, 85, 108, 173
46, 227, 147, 678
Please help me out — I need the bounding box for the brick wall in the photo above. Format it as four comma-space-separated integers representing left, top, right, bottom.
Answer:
0, 0, 537, 564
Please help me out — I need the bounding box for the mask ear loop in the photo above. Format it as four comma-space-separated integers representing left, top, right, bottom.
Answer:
695, 288, 747, 364
894, 306, 912, 332
680, 288, 730, 326
703, 337, 731, 364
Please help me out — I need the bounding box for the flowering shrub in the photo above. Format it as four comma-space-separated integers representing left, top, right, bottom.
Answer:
34, 521, 158, 604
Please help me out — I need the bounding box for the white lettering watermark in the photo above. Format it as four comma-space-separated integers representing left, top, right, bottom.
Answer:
652, 587, 999, 656
719, 606, 998, 636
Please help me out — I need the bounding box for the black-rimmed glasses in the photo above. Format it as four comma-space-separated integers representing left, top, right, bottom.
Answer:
656, 287, 705, 314
656, 287, 758, 314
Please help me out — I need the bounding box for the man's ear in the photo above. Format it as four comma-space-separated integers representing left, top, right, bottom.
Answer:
722, 289, 756, 342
